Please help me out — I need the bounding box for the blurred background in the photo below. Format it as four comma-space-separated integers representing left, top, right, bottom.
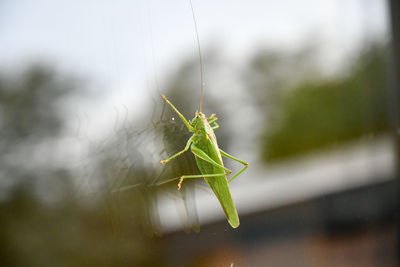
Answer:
0, 0, 398, 266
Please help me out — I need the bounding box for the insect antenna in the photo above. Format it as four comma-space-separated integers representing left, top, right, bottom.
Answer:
189, 0, 204, 113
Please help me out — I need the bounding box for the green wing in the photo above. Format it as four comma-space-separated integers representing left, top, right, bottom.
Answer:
193, 135, 240, 228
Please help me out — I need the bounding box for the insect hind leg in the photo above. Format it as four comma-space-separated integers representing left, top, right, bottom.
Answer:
219, 149, 248, 183
191, 144, 232, 174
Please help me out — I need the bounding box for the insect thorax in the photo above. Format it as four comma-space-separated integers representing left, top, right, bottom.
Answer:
190, 113, 208, 132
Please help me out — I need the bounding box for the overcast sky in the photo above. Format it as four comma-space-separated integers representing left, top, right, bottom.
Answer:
0, 0, 389, 138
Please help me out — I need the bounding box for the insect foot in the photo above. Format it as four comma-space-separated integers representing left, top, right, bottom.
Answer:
177, 176, 184, 190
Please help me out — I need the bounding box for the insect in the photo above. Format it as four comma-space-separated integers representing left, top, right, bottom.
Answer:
158, 0, 248, 229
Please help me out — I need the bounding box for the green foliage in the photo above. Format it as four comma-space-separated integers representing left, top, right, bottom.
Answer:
261, 46, 389, 162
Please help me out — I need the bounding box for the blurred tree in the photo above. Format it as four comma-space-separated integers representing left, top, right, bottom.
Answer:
0, 64, 163, 266
245, 44, 322, 110
249, 45, 389, 162
0, 64, 77, 196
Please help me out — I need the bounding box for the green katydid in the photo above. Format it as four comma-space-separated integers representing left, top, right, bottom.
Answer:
158, 0, 248, 229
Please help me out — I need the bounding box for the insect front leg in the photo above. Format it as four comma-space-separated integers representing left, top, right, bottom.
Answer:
211, 122, 219, 130
219, 149, 248, 183
160, 136, 194, 164
161, 95, 194, 131
207, 116, 217, 124
207, 115, 218, 129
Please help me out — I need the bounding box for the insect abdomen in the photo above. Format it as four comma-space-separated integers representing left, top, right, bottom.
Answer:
193, 136, 239, 228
